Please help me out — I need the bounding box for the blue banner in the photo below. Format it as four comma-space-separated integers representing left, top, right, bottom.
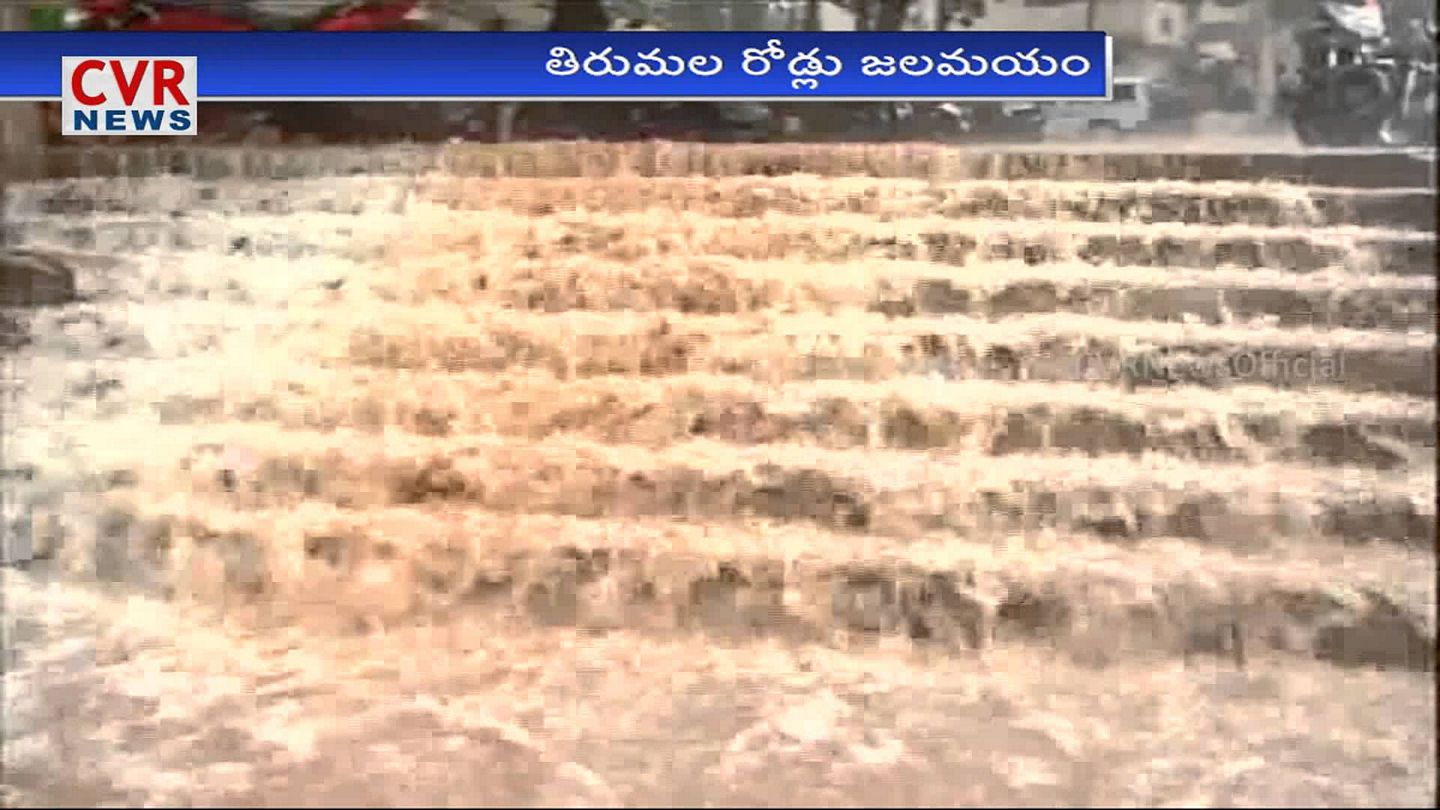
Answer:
0, 31, 1111, 101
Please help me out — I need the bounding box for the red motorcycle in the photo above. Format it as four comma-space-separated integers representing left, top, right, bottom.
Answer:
307, 1, 429, 31
68, 1, 429, 32
49, 2, 432, 142
69, 1, 253, 31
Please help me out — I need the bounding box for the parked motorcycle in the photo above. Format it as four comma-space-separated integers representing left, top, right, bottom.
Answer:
49, 2, 433, 143
67, 1, 429, 32
1289, 25, 1437, 147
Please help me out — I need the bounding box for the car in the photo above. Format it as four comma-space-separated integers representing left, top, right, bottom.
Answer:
504, 100, 772, 143
1040, 77, 1155, 139
992, 102, 1047, 140
634, 102, 773, 143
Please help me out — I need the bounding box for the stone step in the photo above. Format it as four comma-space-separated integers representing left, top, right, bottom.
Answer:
404, 209, 1437, 276
18, 236, 1431, 333
874, 277, 1436, 332
7, 209, 1432, 275
324, 305, 1435, 398
20, 144, 1439, 188
174, 369, 1435, 473
2, 176, 414, 220
45, 494, 1435, 676
421, 176, 1440, 231
376, 252, 1433, 331
8, 176, 1436, 231
0, 214, 392, 261
62, 422, 1428, 549
18, 337, 1433, 474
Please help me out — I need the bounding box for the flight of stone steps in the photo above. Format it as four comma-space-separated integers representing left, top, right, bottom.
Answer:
3, 144, 1436, 675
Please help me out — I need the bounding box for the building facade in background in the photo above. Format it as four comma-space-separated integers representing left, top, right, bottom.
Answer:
0, 3, 44, 150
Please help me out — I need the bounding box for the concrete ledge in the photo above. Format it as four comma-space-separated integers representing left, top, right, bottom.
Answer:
6, 144, 1436, 187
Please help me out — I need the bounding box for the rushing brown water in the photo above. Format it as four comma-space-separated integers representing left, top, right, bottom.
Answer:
3, 144, 1435, 806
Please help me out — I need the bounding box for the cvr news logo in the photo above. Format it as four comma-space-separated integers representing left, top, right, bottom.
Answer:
61, 57, 198, 136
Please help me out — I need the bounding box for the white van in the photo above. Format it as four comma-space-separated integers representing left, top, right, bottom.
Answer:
1041, 77, 1155, 139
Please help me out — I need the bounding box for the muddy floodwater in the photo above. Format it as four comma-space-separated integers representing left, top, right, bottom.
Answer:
3, 143, 1436, 806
